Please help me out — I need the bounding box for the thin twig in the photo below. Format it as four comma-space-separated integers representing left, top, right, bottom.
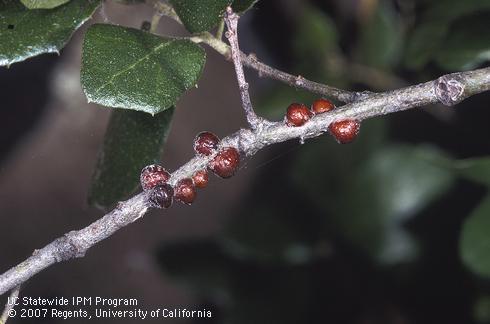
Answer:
0, 67, 489, 296
224, 7, 262, 129
240, 52, 369, 102
0, 286, 20, 324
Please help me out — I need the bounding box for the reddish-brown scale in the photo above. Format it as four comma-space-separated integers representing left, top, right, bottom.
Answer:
311, 98, 335, 114
328, 119, 361, 144
192, 170, 209, 188
285, 103, 312, 127
148, 184, 174, 208
194, 131, 220, 156
174, 178, 197, 205
140, 164, 171, 191
209, 147, 240, 178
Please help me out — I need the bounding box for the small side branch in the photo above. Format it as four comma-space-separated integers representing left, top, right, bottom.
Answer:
0, 286, 20, 324
224, 7, 262, 129
240, 53, 370, 102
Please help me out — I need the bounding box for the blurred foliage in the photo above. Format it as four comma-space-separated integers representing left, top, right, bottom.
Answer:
433, 13, 490, 71
453, 157, 490, 187
156, 0, 490, 323
232, 0, 259, 13
356, 1, 402, 69
292, 6, 338, 74
474, 295, 490, 323
294, 141, 455, 264
460, 195, 490, 278
404, 0, 490, 70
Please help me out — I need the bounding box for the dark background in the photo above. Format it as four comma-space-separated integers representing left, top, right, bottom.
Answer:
1, 0, 489, 323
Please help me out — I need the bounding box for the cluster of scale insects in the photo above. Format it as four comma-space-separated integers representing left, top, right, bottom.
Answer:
141, 98, 360, 209
285, 98, 361, 143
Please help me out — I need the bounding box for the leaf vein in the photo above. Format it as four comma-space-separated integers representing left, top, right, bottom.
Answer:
93, 41, 171, 96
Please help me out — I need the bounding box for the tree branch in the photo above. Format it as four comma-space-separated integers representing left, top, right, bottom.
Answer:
1, 67, 489, 296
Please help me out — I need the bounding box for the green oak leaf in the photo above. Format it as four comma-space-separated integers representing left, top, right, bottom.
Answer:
81, 24, 206, 115
357, 2, 402, 68
404, 0, 490, 70
157, 238, 311, 324
331, 145, 454, 264
232, 0, 258, 13
170, 0, 231, 33
460, 195, 490, 278
293, 5, 338, 70
88, 108, 174, 209
453, 157, 490, 187
423, 0, 490, 21
294, 142, 455, 265
223, 205, 311, 265
404, 22, 448, 70
20, 0, 70, 9
157, 240, 233, 298
434, 14, 490, 71
474, 295, 490, 323
0, 0, 100, 66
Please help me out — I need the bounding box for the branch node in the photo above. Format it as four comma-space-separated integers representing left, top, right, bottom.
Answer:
295, 75, 305, 86
435, 75, 465, 106
240, 83, 249, 91
55, 234, 85, 262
